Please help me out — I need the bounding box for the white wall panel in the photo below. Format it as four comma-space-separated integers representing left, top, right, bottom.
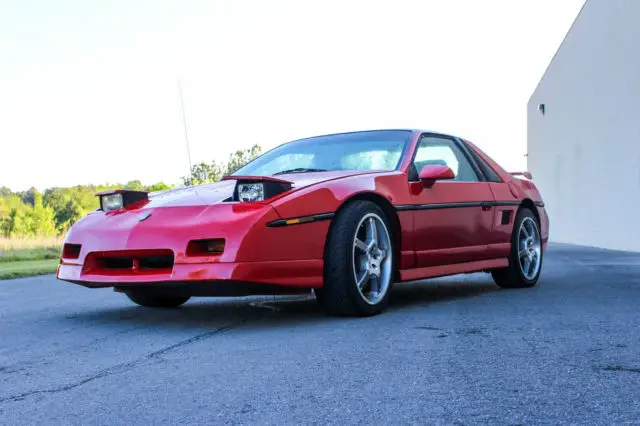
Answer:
528, 0, 640, 251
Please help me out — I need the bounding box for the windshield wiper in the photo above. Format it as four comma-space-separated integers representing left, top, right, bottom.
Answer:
273, 168, 329, 175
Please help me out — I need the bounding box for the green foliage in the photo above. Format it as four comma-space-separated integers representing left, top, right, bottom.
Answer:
1, 180, 179, 237
182, 144, 262, 186
0, 192, 57, 237
16, 187, 39, 206
42, 186, 101, 233
124, 180, 145, 190
182, 161, 226, 186
147, 182, 172, 192
226, 144, 262, 175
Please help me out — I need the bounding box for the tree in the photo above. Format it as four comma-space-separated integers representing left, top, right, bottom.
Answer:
0, 186, 12, 198
147, 182, 173, 192
17, 187, 40, 206
0, 194, 56, 237
43, 186, 99, 232
181, 161, 225, 186
0, 197, 8, 237
225, 144, 262, 175
124, 180, 145, 191
181, 144, 262, 186
1, 195, 26, 236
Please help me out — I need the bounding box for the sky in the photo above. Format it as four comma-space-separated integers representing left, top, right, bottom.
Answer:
0, 0, 585, 192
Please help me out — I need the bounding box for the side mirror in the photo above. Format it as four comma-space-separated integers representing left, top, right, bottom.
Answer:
418, 164, 455, 185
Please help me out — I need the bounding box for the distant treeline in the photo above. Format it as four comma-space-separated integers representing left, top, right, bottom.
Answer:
0, 144, 262, 238
0, 181, 173, 238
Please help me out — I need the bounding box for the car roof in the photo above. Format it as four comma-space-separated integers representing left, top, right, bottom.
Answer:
291, 128, 460, 141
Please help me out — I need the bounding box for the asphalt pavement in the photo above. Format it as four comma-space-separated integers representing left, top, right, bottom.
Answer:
1, 243, 639, 425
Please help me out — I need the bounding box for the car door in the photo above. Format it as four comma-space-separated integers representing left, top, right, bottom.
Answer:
408, 134, 495, 267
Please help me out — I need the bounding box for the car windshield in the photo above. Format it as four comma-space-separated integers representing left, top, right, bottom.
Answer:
232, 130, 413, 176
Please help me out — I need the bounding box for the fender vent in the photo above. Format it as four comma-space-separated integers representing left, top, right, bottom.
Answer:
501, 210, 512, 225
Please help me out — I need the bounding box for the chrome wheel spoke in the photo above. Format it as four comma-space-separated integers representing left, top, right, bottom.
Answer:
354, 238, 368, 252
368, 217, 378, 245
518, 249, 528, 259
370, 276, 380, 293
357, 270, 370, 290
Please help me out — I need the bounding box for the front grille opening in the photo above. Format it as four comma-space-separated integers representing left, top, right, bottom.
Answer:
102, 257, 134, 269
139, 255, 174, 270
84, 249, 175, 275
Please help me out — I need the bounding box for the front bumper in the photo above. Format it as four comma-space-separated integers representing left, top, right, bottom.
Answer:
57, 259, 323, 289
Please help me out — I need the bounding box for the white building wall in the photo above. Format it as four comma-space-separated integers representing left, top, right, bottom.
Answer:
527, 0, 640, 251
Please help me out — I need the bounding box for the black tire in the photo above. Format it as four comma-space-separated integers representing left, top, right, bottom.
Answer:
125, 292, 190, 308
320, 200, 395, 317
313, 288, 325, 305
491, 207, 542, 289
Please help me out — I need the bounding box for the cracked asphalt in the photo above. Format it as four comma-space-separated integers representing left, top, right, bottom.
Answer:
1, 243, 639, 425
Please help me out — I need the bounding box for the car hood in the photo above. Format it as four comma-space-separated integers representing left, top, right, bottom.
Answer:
145, 170, 380, 208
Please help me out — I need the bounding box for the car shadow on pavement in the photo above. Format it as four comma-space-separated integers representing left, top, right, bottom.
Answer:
66, 276, 499, 330
387, 277, 499, 312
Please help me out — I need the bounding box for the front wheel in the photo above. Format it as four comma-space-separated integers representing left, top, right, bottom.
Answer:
125, 292, 190, 308
321, 201, 395, 317
492, 207, 543, 288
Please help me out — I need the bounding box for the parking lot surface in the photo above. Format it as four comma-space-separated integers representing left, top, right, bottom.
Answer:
1, 243, 639, 424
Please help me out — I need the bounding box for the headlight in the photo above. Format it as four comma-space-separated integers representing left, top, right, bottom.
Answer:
102, 194, 123, 211
237, 183, 264, 202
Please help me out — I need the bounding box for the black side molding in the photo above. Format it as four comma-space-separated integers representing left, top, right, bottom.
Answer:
395, 200, 544, 211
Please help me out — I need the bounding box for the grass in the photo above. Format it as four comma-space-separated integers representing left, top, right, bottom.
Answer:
0, 259, 59, 280
0, 236, 63, 251
0, 237, 63, 279
0, 246, 61, 263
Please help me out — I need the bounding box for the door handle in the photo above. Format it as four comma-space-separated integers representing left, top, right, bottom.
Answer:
481, 201, 493, 211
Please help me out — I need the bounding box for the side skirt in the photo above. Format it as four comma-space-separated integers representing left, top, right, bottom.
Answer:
398, 258, 509, 282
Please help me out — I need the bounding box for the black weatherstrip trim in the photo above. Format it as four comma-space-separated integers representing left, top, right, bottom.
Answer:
493, 200, 521, 206
267, 212, 335, 227
395, 201, 484, 211
395, 200, 525, 211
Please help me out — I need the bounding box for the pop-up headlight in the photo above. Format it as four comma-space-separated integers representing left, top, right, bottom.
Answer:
223, 175, 293, 203
101, 194, 123, 211
96, 190, 149, 211
237, 183, 265, 202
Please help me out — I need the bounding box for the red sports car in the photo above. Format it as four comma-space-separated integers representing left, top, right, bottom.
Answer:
57, 129, 548, 316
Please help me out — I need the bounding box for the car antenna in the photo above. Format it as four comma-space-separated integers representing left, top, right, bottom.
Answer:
178, 79, 193, 178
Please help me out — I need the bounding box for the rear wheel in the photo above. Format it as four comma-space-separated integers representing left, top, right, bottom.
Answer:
492, 207, 542, 288
125, 292, 190, 308
320, 201, 394, 316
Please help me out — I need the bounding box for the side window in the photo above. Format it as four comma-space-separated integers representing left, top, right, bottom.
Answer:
462, 140, 502, 183
411, 136, 479, 182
